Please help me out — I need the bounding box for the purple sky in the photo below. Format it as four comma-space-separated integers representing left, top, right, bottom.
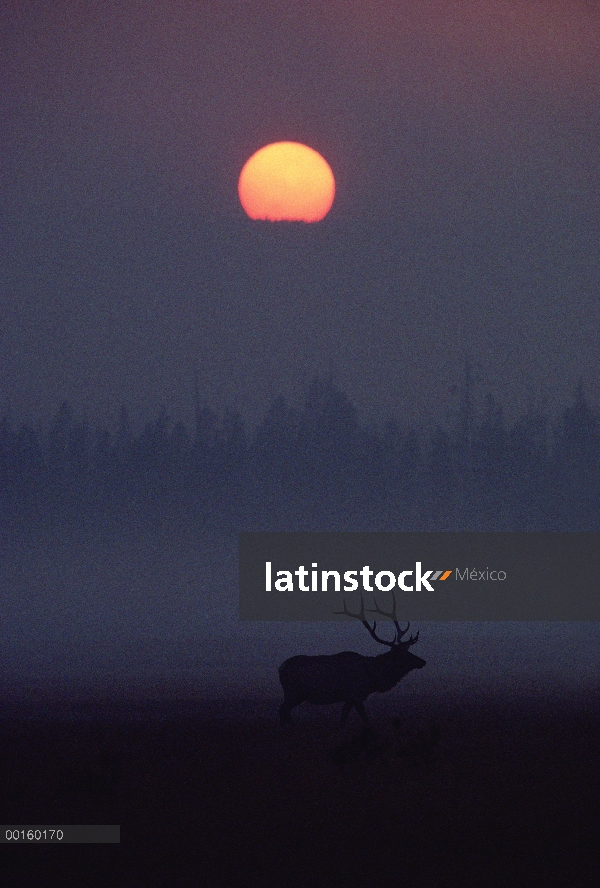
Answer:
2, 0, 600, 431
1, 2, 600, 703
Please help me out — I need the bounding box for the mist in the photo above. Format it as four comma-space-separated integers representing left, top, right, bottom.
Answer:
0, 515, 597, 713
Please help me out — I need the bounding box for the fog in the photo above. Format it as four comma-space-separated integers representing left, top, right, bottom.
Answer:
1, 516, 598, 711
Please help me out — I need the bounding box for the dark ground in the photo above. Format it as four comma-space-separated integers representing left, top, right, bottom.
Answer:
1, 694, 599, 887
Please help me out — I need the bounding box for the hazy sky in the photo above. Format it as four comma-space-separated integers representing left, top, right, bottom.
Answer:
2, 2, 600, 705
2, 0, 600, 431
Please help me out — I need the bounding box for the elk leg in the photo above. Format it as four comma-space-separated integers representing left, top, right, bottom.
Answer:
355, 701, 369, 725
340, 702, 353, 724
279, 703, 293, 726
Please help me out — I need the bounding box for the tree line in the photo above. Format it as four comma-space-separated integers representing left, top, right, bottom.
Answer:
0, 374, 598, 531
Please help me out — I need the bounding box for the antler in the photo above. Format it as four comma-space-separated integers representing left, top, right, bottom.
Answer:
367, 593, 402, 641
333, 595, 396, 647
366, 594, 419, 646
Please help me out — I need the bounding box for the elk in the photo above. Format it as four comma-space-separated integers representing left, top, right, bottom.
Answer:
278, 594, 425, 726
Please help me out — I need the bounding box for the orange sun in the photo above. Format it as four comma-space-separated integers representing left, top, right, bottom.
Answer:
238, 142, 335, 222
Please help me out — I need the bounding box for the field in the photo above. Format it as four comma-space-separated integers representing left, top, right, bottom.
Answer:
1, 694, 599, 887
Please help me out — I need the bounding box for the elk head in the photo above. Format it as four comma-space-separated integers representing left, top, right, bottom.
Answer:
334, 593, 425, 669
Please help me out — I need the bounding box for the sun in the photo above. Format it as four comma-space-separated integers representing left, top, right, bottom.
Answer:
238, 142, 335, 222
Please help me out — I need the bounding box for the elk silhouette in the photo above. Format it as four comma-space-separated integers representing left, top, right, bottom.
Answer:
279, 594, 425, 726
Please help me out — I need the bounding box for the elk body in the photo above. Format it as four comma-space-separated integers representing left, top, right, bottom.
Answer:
279, 596, 425, 726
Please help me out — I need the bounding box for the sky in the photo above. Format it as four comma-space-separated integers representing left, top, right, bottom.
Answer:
1, 1, 600, 705
1, 0, 600, 432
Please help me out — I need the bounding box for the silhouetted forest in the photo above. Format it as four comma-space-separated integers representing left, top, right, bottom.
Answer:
1, 371, 598, 531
